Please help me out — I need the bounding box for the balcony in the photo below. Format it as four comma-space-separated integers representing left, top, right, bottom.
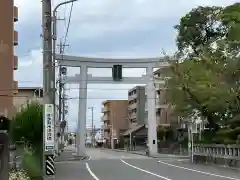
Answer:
101, 115, 108, 122
14, 6, 18, 22
104, 124, 110, 131
129, 111, 137, 119
128, 102, 137, 110
101, 106, 109, 113
145, 99, 168, 111
104, 132, 110, 139
12, 81, 18, 94
128, 93, 137, 100
13, 31, 18, 46
13, 56, 18, 70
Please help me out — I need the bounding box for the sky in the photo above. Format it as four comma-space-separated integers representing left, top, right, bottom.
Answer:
14, 0, 237, 132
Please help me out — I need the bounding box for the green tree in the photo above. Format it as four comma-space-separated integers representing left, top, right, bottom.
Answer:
175, 3, 240, 57
166, 2, 240, 143
174, 6, 224, 57
11, 102, 43, 150
166, 52, 230, 130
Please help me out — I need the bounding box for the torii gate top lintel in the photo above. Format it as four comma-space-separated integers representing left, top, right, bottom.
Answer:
56, 54, 170, 68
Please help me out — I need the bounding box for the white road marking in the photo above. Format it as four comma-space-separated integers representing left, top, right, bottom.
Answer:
158, 159, 188, 162
85, 163, 100, 180
55, 161, 83, 164
158, 160, 240, 180
121, 159, 172, 180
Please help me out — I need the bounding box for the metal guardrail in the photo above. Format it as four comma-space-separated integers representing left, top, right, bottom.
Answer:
193, 144, 240, 167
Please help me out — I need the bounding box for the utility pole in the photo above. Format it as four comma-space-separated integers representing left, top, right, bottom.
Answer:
42, 0, 55, 179
88, 107, 94, 147
62, 84, 67, 143
52, 0, 77, 152
57, 41, 68, 122
57, 42, 68, 146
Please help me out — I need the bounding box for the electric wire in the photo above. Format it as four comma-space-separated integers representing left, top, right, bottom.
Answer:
62, 1, 73, 52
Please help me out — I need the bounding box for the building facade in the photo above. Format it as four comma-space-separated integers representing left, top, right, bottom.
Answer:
0, 1, 18, 118
128, 86, 145, 128
13, 87, 43, 112
145, 68, 178, 126
101, 100, 128, 148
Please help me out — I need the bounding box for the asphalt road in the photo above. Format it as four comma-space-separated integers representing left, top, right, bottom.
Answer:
55, 147, 240, 180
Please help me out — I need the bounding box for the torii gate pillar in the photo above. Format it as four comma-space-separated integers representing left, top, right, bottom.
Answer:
76, 65, 87, 157
146, 66, 158, 155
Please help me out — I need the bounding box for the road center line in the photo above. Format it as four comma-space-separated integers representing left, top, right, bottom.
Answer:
85, 163, 100, 180
121, 159, 172, 180
158, 160, 240, 180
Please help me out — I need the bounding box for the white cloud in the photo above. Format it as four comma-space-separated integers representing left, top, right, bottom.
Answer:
16, 0, 237, 39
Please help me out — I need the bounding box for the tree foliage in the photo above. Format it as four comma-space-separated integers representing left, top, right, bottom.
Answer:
11, 102, 43, 149
166, 3, 240, 144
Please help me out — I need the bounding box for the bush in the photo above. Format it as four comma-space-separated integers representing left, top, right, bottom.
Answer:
22, 148, 42, 180
11, 102, 43, 149
10, 102, 43, 179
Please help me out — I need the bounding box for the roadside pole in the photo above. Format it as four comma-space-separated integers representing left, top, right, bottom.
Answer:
52, 0, 78, 154
42, 0, 55, 179
88, 107, 94, 147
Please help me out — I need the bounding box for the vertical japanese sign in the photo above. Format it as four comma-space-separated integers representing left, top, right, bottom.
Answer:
44, 104, 54, 152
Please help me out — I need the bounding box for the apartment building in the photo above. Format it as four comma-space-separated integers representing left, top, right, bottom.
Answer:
145, 68, 178, 126
0, 1, 19, 118
101, 100, 128, 148
13, 87, 43, 112
128, 86, 145, 128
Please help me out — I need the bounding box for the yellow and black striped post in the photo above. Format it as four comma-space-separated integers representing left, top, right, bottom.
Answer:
45, 155, 55, 176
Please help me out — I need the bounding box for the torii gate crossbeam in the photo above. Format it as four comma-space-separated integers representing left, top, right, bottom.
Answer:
56, 54, 170, 157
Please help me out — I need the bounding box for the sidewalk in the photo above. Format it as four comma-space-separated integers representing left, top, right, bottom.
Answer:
55, 145, 88, 162
101, 148, 189, 159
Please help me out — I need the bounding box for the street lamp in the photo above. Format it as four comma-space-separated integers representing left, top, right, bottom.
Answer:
52, 0, 78, 155
52, 0, 78, 65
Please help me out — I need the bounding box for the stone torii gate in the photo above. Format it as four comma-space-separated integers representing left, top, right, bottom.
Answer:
56, 54, 169, 157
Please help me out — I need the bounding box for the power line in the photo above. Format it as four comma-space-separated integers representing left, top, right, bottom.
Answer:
62, 2, 73, 52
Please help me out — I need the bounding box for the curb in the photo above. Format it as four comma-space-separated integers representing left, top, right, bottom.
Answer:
100, 148, 189, 159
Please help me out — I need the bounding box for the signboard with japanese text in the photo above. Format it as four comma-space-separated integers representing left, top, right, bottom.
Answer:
44, 104, 54, 152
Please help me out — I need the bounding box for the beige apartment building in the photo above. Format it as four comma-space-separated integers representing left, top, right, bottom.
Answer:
145, 68, 178, 126
101, 100, 128, 148
0, 1, 19, 118
13, 87, 43, 112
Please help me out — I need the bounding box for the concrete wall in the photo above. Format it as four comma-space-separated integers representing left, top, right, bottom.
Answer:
13, 89, 43, 113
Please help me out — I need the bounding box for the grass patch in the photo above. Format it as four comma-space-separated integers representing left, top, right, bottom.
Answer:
22, 148, 42, 180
